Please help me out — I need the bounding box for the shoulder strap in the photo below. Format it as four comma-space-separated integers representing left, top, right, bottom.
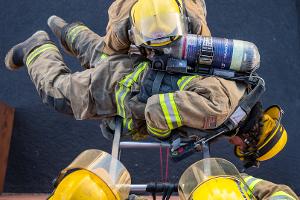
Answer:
152, 71, 166, 94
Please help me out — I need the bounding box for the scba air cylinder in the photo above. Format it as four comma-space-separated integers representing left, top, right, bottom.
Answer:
163, 34, 260, 72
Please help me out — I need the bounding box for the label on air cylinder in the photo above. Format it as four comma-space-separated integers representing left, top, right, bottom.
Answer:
199, 37, 234, 70
184, 35, 199, 65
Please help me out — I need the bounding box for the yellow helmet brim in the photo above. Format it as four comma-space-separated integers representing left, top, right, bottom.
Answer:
191, 177, 251, 200
48, 170, 118, 200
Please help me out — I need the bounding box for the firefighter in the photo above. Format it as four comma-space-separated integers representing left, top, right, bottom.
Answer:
4, 0, 286, 164
179, 158, 298, 200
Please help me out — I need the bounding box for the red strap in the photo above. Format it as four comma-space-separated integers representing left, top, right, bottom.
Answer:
160, 146, 170, 182
165, 147, 169, 182
160, 145, 163, 182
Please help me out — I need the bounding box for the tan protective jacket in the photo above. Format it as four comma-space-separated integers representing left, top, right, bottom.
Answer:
241, 174, 298, 200
23, 23, 245, 139
103, 0, 211, 55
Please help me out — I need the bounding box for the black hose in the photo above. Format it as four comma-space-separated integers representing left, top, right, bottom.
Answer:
146, 182, 178, 200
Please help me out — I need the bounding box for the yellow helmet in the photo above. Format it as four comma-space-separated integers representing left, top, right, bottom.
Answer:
129, 0, 188, 47
48, 170, 118, 200
48, 149, 131, 200
178, 158, 255, 200
191, 177, 251, 200
235, 105, 287, 162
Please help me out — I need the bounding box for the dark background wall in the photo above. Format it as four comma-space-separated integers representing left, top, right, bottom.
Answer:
1, 0, 300, 195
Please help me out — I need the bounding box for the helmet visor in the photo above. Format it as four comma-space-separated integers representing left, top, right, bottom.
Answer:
178, 158, 254, 200
56, 150, 131, 200
131, 12, 186, 46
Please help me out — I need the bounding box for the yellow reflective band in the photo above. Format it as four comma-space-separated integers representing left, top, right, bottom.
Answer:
169, 93, 182, 127
115, 87, 123, 116
159, 93, 182, 130
243, 176, 262, 196
236, 179, 254, 200
248, 178, 262, 192
147, 124, 171, 138
240, 181, 248, 195
177, 75, 198, 90
120, 87, 130, 116
115, 86, 130, 118
123, 118, 133, 131
243, 176, 253, 182
100, 53, 108, 59
270, 191, 297, 200
120, 62, 148, 87
67, 25, 88, 45
115, 62, 148, 118
160, 94, 174, 129
128, 119, 133, 130
26, 44, 59, 66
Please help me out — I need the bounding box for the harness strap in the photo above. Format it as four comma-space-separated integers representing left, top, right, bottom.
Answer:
152, 71, 165, 94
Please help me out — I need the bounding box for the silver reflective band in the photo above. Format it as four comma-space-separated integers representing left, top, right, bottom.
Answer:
270, 195, 296, 200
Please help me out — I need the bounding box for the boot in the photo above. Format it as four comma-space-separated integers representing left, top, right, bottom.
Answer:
5, 30, 50, 70
47, 15, 78, 55
47, 15, 68, 42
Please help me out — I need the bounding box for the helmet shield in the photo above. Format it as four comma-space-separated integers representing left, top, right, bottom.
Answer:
178, 158, 255, 200
131, 12, 187, 47
53, 149, 131, 200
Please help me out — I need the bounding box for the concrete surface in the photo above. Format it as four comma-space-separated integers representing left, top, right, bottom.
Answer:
1, 0, 300, 196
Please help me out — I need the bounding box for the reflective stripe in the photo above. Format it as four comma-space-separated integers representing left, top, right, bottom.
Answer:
99, 53, 108, 59
115, 62, 148, 118
115, 62, 148, 133
270, 191, 296, 200
169, 93, 182, 127
67, 25, 88, 45
128, 119, 133, 130
120, 62, 148, 87
123, 118, 133, 131
147, 124, 171, 138
177, 75, 198, 90
237, 181, 252, 200
243, 176, 253, 183
248, 179, 262, 191
159, 93, 182, 130
239, 181, 249, 196
115, 86, 130, 118
243, 176, 262, 195
26, 44, 59, 66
